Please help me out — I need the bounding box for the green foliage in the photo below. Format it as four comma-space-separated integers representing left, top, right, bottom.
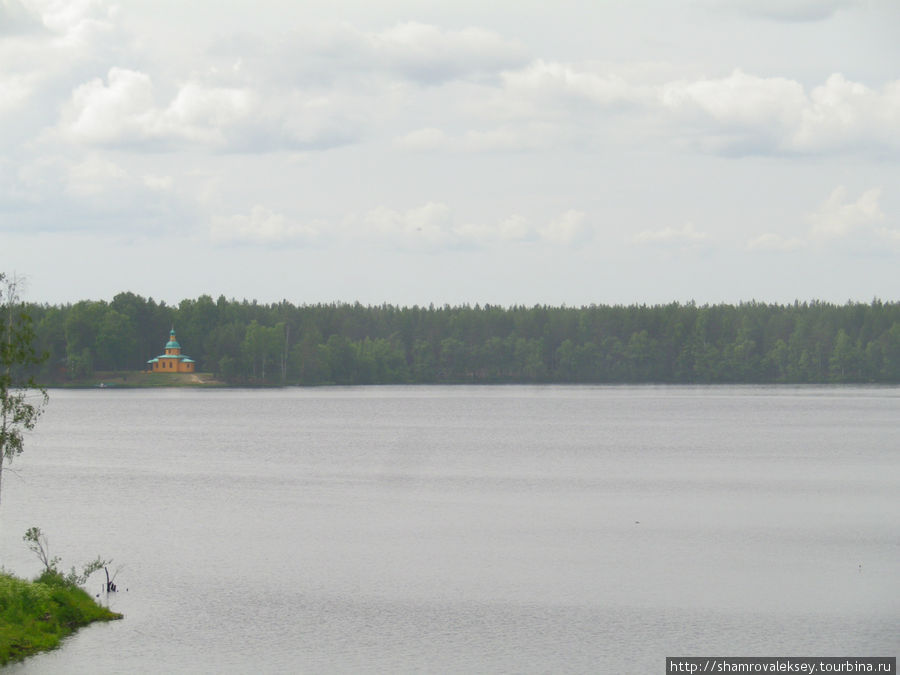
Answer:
0, 571, 121, 666
1, 275, 49, 510
23, 526, 111, 587
23, 526, 60, 574
18, 292, 900, 385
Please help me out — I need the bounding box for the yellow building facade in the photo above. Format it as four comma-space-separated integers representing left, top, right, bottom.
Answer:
147, 329, 196, 373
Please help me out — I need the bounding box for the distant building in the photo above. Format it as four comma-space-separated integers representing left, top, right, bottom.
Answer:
146, 328, 196, 373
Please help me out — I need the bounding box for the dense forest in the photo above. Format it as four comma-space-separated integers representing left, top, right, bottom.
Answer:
21, 293, 900, 385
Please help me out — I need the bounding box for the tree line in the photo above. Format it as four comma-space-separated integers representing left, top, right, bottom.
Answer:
22, 293, 900, 385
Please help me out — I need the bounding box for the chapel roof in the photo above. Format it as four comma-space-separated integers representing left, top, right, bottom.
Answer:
166, 329, 181, 350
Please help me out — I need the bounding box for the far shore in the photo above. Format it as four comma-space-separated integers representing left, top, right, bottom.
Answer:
45, 371, 228, 388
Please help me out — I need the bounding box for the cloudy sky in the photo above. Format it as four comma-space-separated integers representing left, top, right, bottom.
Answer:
1, 0, 899, 307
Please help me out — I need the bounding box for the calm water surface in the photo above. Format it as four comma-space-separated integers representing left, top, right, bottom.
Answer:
1, 386, 897, 673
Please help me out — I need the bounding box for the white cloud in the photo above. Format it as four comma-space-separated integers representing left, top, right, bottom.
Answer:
2, 152, 183, 232
61, 154, 180, 221
21, 0, 116, 44
496, 215, 533, 241
396, 123, 564, 153
807, 186, 884, 239
34, 10, 900, 161
0, 73, 35, 114
212, 21, 526, 89
454, 210, 588, 247
454, 214, 536, 246
461, 124, 563, 152
363, 202, 454, 248
65, 154, 129, 198
0, 1, 121, 128
748, 186, 891, 251
160, 81, 257, 145
711, 0, 856, 22
373, 22, 526, 84
210, 205, 320, 245
874, 226, 900, 242
631, 222, 708, 245
501, 59, 648, 108
655, 70, 900, 156
746, 233, 807, 251
661, 69, 804, 127
481, 63, 900, 157
272, 90, 363, 150
4, 5, 900, 306
62, 68, 158, 145
60, 68, 258, 148
539, 210, 590, 245
793, 75, 900, 153
357, 204, 589, 249
57, 67, 356, 151
659, 70, 807, 153
0, 0, 44, 35
396, 127, 450, 151
142, 173, 173, 191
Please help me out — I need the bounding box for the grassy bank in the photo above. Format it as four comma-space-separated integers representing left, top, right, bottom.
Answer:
0, 572, 122, 666
48, 370, 225, 388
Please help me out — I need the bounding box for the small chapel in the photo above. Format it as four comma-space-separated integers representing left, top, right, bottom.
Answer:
146, 328, 196, 373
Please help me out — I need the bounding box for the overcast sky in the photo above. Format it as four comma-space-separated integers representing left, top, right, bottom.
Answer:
1, 0, 899, 307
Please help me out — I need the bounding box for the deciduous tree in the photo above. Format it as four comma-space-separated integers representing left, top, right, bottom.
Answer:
0, 274, 48, 511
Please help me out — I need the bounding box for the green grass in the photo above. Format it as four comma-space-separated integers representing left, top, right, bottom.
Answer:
0, 571, 123, 666
49, 370, 225, 388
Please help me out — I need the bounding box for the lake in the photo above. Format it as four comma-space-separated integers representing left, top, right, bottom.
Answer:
1, 386, 897, 673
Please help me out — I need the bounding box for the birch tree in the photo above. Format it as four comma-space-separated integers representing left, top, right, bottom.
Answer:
0, 274, 48, 511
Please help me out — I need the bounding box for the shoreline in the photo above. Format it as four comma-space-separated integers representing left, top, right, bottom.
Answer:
0, 573, 122, 667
